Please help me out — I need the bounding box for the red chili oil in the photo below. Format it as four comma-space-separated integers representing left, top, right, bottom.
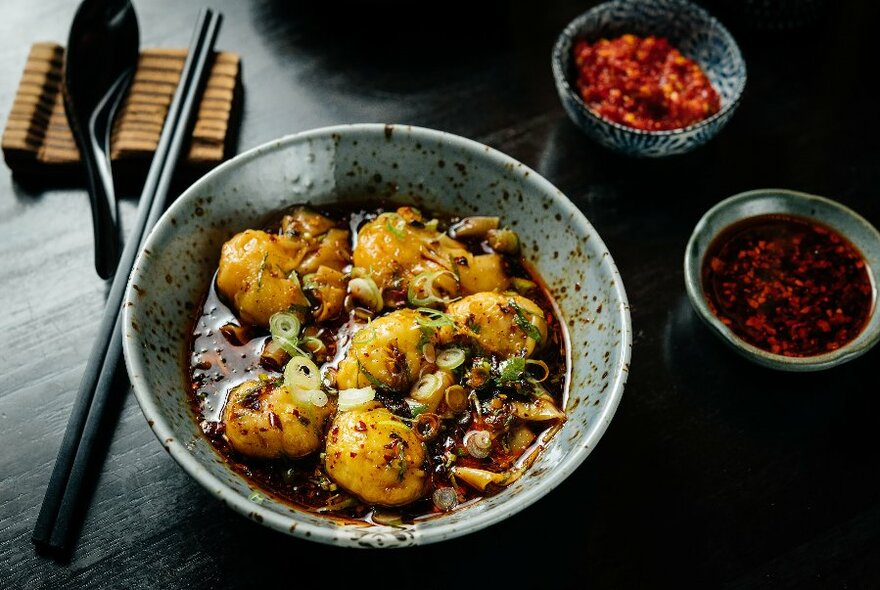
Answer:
701, 213, 874, 357
572, 34, 721, 131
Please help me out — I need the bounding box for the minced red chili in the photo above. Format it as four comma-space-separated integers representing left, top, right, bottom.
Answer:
701, 214, 874, 357
572, 34, 721, 131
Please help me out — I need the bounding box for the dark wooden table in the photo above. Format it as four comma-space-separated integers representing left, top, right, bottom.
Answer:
3, 1, 879, 587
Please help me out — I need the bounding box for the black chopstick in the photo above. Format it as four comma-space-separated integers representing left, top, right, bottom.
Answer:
32, 7, 223, 554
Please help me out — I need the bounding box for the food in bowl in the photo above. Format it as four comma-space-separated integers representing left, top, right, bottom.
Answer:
701, 213, 874, 357
551, 0, 747, 157
572, 33, 721, 131
188, 201, 568, 521
123, 123, 631, 547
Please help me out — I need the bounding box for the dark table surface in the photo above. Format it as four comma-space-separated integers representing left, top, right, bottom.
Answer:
2, 0, 879, 588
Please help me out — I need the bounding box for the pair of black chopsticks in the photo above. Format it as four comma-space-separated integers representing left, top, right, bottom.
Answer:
32, 7, 223, 555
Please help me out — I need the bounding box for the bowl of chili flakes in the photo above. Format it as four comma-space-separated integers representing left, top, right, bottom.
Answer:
684, 188, 880, 371
551, 0, 747, 158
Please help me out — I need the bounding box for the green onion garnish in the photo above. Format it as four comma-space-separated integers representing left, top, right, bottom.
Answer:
269, 311, 306, 356
407, 270, 456, 307
384, 212, 407, 238
436, 348, 466, 370
416, 307, 454, 329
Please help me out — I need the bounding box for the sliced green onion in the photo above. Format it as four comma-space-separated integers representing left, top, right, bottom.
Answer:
444, 385, 468, 413
413, 412, 441, 441
349, 276, 383, 312
416, 307, 454, 329
525, 359, 550, 382
291, 388, 329, 408
269, 311, 305, 356
302, 336, 326, 355
248, 491, 265, 504
464, 429, 493, 459
337, 386, 376, 411
384, 212, 407, 238
497, 357, 526, 383
422, 342, 436, 363
411, 373, 443, 402
284, 355, 321, 391
436, 348, 466, 370
351, 323, 377, 346
407, 270, 456, 307
432, 487, 458, 511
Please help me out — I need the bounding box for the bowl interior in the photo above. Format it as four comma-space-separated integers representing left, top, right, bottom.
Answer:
684, 188, 880, 371
552, 0, 746, 133
122, 124, 632, 547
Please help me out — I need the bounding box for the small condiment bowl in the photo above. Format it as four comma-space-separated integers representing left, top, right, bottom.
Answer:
684, 188, 880, 371
551, 0, 747, 158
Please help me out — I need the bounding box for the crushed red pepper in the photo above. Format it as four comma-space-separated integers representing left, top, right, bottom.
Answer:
702, 214, 874, 357
572, 34, 721, 131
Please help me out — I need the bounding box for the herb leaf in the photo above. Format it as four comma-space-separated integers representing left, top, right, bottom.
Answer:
509, 299, 542, 343
256, 252, 269, 289
497, 357, 526, 383
356, 359, 390, 392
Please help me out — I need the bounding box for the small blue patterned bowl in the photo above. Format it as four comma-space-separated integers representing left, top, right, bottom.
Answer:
551, 0, 747, 158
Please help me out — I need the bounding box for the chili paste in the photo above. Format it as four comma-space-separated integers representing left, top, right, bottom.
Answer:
572, 34, 721, 131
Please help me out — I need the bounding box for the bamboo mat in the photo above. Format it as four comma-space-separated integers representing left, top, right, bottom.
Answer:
2, 42, 243, 180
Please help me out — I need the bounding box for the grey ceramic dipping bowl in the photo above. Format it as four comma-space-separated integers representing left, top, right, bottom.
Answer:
684, 188, 880, 371
122, 124, 632, 547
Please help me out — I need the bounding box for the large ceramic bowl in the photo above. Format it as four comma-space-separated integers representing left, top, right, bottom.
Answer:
122, 124, 631, 547
551, 0, 747, 157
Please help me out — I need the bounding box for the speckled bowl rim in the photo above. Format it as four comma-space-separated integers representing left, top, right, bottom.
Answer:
122, 123, 632, 546
684, 188, 880, 371
551, 0, 747, 137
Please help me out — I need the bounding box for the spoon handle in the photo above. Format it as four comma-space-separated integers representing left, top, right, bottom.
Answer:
79, 70, 132, 279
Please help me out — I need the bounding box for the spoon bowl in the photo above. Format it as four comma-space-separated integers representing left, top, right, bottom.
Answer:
64, 0, 140, 279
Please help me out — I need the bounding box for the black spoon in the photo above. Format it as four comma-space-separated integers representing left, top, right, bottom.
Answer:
63, 0, 140, 279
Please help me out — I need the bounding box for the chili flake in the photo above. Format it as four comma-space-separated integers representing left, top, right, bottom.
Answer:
701, 214, 874, 357
572, 34, 721, 131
